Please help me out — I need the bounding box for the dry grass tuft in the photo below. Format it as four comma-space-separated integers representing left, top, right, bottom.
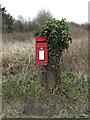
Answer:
69, 23, 88, 39
60, 36, 88, 78
2, 32, 33, 42
2, 34, 35, 76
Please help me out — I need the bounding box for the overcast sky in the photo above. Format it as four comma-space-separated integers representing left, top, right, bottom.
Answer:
0, 0, 89, 24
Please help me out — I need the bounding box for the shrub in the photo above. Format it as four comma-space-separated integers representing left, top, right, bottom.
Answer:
34, 18, 72, 70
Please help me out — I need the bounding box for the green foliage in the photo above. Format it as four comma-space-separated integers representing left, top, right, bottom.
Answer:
1, 6, 14, 33
59, 72, 75, 94
3, 73, 37, 99
34, 18, 72, 69
58, 72, 88, 100
3, 72, 88, 103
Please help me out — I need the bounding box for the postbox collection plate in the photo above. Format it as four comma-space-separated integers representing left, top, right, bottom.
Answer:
39, 50, 44, 60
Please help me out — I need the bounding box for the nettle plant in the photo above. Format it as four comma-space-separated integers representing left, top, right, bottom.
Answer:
34, 18, 72, 70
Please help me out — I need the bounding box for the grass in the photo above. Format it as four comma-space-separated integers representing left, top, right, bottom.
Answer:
60, 37, 88, 79
3, 73, 37, 100
2, 26, 89, 118
2, 71, 89, 118
2, 38, 35, 77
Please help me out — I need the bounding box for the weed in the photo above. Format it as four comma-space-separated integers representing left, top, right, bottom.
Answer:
58, 72, 88, 101
2, 73, 38, 100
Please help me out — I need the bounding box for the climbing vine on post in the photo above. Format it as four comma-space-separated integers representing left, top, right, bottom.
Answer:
34, 18, 72, 88
34, 18, 72, 69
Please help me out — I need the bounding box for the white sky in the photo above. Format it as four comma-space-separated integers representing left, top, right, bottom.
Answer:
0, 0, 89, 24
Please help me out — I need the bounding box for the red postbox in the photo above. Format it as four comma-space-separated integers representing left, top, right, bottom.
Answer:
35, 36, 48, 65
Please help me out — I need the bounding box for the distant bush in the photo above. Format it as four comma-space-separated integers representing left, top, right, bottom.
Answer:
81, 23, 90, 30
1, 5, 53, 33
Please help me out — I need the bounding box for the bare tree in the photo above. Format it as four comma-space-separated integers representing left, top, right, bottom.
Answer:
18, 15, 25, 23
33, 9, 53, 27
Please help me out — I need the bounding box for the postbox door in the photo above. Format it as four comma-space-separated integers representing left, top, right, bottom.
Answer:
36, 47, 48, 65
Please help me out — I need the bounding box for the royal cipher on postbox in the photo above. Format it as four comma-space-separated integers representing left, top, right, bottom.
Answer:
35, 36, 48, 65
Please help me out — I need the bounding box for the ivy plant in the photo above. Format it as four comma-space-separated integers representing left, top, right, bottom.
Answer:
34, 18, 72, 70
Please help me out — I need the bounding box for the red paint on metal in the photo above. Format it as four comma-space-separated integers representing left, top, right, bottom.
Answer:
35, 36, 48, 65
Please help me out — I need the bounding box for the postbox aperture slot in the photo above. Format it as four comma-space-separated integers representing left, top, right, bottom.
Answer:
37, 41, 47, 43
